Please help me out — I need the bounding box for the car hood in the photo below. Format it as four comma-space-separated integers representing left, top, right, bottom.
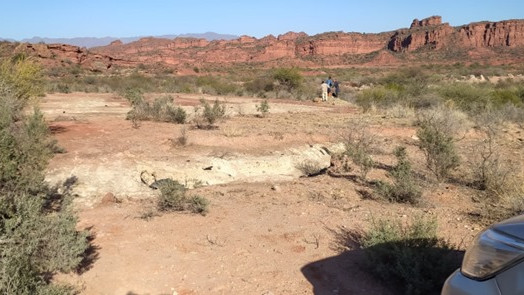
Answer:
493, 214, 524, 240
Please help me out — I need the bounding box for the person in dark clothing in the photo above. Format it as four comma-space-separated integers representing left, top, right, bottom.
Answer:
333, 79, 340, 98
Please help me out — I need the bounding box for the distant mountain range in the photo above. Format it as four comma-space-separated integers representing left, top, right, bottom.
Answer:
0, 32, 239, 48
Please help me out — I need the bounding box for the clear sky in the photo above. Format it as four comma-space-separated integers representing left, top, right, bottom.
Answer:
1, 0, 523, 39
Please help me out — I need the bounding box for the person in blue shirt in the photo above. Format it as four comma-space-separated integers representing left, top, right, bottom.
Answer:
326, 76, 333, 96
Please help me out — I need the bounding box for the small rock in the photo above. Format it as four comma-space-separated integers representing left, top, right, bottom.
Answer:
99, 192, 118, 205
271, 184, 281, 192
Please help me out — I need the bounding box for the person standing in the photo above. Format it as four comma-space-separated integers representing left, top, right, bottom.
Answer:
326, 76, 333, 97
321, 80, 328, 102
333, 79, 340, 98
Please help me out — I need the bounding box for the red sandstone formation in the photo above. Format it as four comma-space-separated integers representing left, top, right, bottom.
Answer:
389, 16, 524, 52
410, 16, 442, 28
9, 16, 524, 72
16, 43, 114, 72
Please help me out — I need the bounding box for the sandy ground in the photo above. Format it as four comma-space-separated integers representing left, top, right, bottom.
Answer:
41, 92, 492, 295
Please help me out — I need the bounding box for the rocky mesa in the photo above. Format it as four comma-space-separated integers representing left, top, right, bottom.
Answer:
9, 16, 524, 72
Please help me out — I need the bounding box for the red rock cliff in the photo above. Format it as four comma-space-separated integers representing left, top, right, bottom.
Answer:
389, 16, 524, 52
12, 16, 524, 71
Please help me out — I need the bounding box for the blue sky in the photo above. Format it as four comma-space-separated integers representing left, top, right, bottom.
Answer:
1, 0, 523, 39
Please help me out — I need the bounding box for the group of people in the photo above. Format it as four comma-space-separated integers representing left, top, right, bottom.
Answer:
320, 76, 339, 102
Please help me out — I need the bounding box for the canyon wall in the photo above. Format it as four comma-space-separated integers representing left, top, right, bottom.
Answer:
12, 16, 524, 71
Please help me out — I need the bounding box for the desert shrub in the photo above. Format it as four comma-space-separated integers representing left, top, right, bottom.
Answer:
126, 95, 186, 124
122, 87, 144, 106
196, 76, 237, 95
165, 105, 187, 124
497, 103, 524, 123
0, 54, 44, 102
157, 179, 187, 211
56, 83, 71, 93
244, 76, 274, 96
437, 83, 491, 113
469, 114, 511, 194
358, 216, 460, 295
194, 99, 226, 128
344, 119, 375, 180
187, 195, 210, 215
416, 107, 466, 181
156, 179, 209, 216
407, 93, 444, 110
469, 113, 524, 223
256, 99, 270, 117
273, 68, 303, 98
174, 127, 188, 146
355, 68, 435, 112
0, 57, 89, 294
491, 88, 522, 107
355, 86, 399, 112
376, 146, 422, 204
383, 104, 416, 119
475, 178, 524, 225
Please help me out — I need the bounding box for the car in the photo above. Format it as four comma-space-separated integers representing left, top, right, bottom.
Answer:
442, 214, 524, 295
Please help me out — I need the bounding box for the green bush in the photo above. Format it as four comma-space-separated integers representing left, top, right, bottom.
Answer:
0, 57, 89, 294
355, 86, 400, 112
193, 99, 226, 128
376, 146, 422, 204
126, 95, 186, 124
437, 83, 491, 113
187, 195, 210, 215
157, 179, 188, 211
244, 76, 274, 96
0, 54, 44, 102
196, 76, 237, 95
256, 99, 270, 117
156, 179, 209, 216
416, 107, 464, 181
273, 68, 303, 98
344, 120, 375, 180
166, 105, 187, 124
359, 216, 460, 295
491, 88, 522, 107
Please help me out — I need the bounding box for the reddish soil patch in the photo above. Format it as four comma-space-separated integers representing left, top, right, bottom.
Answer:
42, 92, 493, 294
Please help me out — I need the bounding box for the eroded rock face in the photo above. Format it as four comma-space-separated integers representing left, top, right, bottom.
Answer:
388, 23, 454, 52
16, 43, 114, 71
410, 16, 442, 28
458, 20, 524, 47
11, 16, 524, 71
389, 17, 524, 52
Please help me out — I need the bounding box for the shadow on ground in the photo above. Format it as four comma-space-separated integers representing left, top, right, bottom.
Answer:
301, 227, 465, 295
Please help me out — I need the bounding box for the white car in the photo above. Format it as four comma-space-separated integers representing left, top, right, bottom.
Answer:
442, 214, 524, 295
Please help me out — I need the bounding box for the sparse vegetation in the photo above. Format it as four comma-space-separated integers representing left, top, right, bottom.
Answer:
193, 98, 226, 128
157, 179, 188, 211
468, 113, 524, 223
174, 127, 189, 146
256, 99, 270, 117
344, 119, 375, 180
187, 195, 210, 215
273, 68, 303, 98
126, 94, 186, 124
156, 178, 209, 215
416, 106, 465, 181
376, 146, 422, 204
0, 57, 89, 294
11, 48, 524, 293
350, 216, 461, 295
